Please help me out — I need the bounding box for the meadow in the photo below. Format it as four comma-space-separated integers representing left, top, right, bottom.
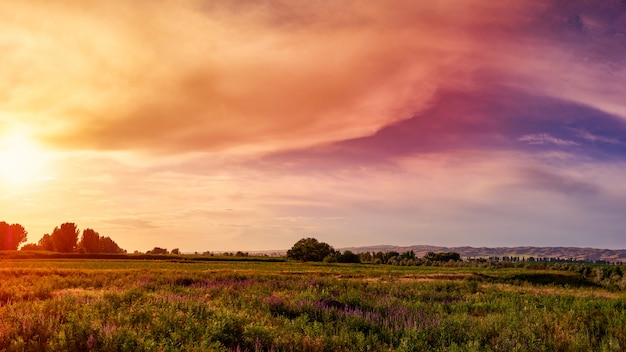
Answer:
0, 258, 625, 351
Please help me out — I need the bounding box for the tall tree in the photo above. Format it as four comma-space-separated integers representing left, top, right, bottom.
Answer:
287, 237, 337, 262
99, 236, 125, 254
38, 234, 54, 251
0, 221, 28, 250
79, 228, 100, 253
51, 222, 79, 253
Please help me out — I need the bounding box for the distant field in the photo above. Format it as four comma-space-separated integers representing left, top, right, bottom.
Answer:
1, 259, 625, 351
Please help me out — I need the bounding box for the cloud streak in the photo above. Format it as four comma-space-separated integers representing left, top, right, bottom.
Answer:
518, 134, 579, 147
7, 0, 614, 154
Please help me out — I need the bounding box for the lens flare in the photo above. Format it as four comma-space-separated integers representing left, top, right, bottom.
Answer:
0, 133, 50, 184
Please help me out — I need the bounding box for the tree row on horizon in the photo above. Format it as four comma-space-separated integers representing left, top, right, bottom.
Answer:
0, 221, 125, 254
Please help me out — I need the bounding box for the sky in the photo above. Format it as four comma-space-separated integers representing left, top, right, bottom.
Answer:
1, 0, 625, 252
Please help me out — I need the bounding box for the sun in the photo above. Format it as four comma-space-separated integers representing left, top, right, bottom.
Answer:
0, 132, 50, 184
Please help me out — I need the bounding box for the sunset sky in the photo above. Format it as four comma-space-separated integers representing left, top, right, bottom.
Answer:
1, 0, 625, 252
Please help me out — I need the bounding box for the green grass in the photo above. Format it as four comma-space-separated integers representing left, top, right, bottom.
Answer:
0, 259, 624, 351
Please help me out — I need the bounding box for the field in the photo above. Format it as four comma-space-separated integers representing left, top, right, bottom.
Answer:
1, 258, 625, 351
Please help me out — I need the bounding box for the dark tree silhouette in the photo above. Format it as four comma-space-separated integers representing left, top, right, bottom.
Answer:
51, 222, 79, 253
23, 224, 126, 254
79, 228, 100, 253
0, 221, 28, 250
38, 234, 54, 251
20, 243, 40, 251
287, 237, 337, 262
337, 250, 361, 263
424, 252, 461, 262
99, 236, 125, 253
147, 247, 168, 254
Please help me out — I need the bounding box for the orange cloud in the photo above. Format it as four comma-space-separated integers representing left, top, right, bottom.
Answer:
1, 0, 546, 155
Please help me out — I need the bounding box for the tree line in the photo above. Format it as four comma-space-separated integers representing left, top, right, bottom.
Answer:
286, 238, 361, 263
1, 221, 125, 254
286, 238, 464, 265
286, 238, 625, 267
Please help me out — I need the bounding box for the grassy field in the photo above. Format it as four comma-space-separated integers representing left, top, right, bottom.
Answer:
1, 258, 625, 351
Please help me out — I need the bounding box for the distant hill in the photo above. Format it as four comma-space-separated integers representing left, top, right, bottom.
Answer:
338, 245, 626, 263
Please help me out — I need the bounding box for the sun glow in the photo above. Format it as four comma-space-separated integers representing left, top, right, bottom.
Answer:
0, 132, 51, 184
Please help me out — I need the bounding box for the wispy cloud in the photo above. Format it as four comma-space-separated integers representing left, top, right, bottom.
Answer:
518, 133, 579, 147
516, 167, 599, 197
104, 217, 159, 230
576, 130, 623, 145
